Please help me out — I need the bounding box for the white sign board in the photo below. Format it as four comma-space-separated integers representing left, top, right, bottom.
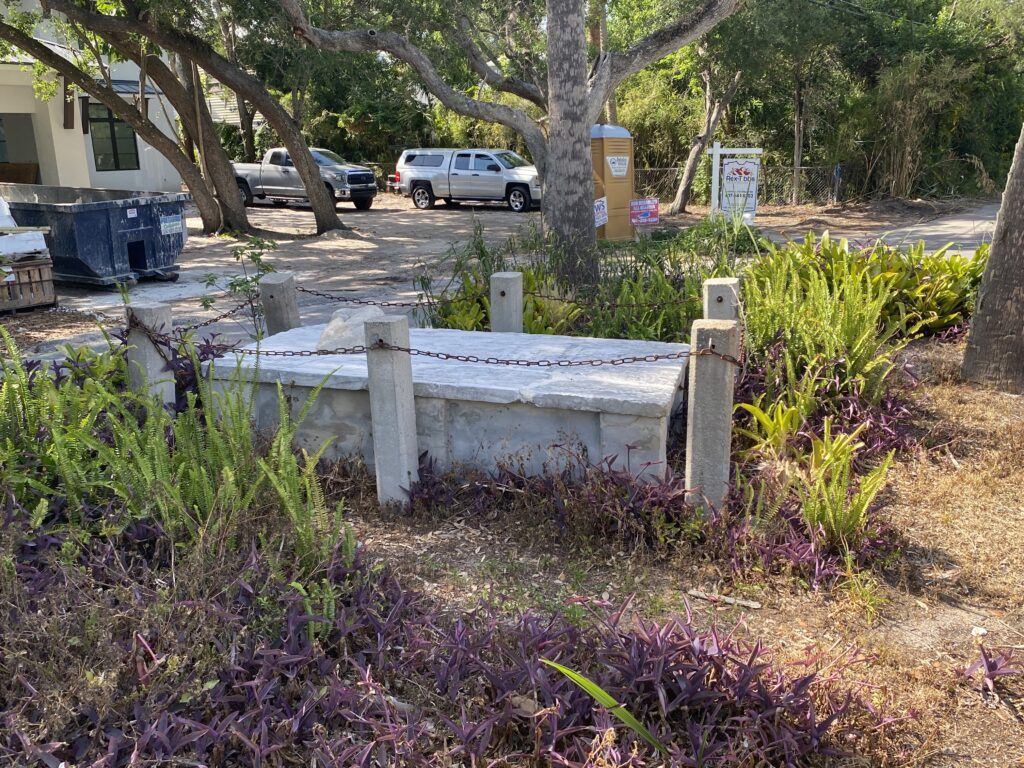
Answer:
707, 142, 763, 224
594, 196, 609, 227
160, 214, 183, 236
607, 156, 630, 177
720, 158, 760, 223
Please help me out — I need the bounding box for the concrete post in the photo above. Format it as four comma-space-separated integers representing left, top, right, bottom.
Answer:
685, 319, 741, 512
260, 271, 300, 336
703, 277, 741, 321
489, 271, 524, 333
125, 302, 175, 408
365, 315, 419, 507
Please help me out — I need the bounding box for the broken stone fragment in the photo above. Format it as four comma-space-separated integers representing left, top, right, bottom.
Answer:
316, 305, 386, 350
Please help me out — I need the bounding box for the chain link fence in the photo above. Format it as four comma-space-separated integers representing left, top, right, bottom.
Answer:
634, 165, 844, 207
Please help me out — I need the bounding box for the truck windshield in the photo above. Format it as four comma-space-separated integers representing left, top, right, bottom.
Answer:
494, 151, 530, 169
312, 150, 348, 166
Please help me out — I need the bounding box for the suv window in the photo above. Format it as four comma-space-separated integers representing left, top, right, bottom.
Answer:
454, 153, 472, 170
473, 154, 499, 172
407, 153, 444, 167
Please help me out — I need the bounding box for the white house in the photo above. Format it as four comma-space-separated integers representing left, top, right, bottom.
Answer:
0, 21, 183, 193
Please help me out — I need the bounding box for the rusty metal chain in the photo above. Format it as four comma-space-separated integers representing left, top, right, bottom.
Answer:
126, 316, 741, 368
297, 284, 696, 313
295, 285, 430, 308
177, 297, 255, 333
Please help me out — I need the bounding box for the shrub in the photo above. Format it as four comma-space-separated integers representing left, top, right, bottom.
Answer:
797, 422, 894, 551
742, 239, 904, 404
0, 522, 873, 767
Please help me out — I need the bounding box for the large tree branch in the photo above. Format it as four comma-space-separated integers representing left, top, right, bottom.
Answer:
589, 0, 738, 114
454, 16, 547, 110
279, 0, 546, 156
0, 19, 225, 230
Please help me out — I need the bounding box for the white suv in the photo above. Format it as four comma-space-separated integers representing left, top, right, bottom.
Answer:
391, 148, 542, 212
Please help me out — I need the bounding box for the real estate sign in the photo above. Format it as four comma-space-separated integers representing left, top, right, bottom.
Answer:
707, 142, 763, 224
720, 157, 760, 223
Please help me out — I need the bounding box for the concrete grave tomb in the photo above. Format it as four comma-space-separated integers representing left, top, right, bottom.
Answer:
210, 324, 691, 482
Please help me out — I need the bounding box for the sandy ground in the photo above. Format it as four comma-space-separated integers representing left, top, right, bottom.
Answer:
2, 195, 540, 355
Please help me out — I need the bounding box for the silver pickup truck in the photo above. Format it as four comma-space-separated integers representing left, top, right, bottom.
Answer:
392, 148, 541, 212
234, 148, 378, 210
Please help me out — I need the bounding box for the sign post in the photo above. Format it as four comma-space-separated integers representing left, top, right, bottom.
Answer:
707, 141, 763, 223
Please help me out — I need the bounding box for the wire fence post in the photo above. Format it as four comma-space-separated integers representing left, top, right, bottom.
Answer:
261, 272, 300, 336
685, 319, 741, 512
125, 302, 175, 408
365, 316, 419, 508
490, 272, 524, 333
703, 277, 741, 321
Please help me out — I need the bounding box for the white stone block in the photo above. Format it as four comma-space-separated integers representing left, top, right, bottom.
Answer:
317, 305, 385, 351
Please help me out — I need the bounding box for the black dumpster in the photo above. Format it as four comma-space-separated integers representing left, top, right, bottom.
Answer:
0, 183, 189, 287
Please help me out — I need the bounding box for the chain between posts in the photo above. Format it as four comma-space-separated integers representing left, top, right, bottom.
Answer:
297, 283, 703, 313
125, 317, 742, 368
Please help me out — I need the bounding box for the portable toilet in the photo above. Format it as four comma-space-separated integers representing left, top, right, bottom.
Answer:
591, 124, 634, 241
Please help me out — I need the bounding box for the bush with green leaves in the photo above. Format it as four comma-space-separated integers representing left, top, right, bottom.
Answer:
0, 330, 344, 583
742, 240, 905, 404
418, 223, 734, 343
797, 422, 894, 551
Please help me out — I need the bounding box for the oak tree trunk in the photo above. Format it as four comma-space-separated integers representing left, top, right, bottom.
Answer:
147, 26, 342, 233
213, 5, 257, 162
545, 0, 598, 285
42, 0, 344, 234
961, 121, 1024, 392
176, 57, 249, 231
671, 69, 740, 215
238, 101, 257, 163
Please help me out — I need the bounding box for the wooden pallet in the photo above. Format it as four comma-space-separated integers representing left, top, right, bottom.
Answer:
1, 256, 56, 312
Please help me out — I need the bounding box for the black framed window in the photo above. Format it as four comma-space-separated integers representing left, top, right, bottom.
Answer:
88, 103, 139, 171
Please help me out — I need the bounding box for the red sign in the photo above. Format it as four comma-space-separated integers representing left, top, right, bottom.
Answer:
629, 198, 660, 225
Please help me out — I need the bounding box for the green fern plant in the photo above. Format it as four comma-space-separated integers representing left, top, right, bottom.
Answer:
797, 421, 893, 551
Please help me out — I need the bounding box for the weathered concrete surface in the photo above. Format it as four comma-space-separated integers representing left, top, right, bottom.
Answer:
684, 320, 740, 511
125, 302, 174, 407
260, 272, 300, 336
211, 325, 689, 477
364, 316, 418, 505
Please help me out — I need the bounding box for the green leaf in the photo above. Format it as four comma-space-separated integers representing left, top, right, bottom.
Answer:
541, 659, 667, 755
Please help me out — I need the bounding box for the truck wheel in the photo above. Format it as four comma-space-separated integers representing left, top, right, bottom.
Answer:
507, 185, 530, 213
237, 180, 254, 207
354, 198, 373, 211
412, 184, 435, 210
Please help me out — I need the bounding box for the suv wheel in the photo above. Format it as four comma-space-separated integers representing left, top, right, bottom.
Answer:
412, 184, 435, 210
354, 198, 373, 211
507, 185, 530, 213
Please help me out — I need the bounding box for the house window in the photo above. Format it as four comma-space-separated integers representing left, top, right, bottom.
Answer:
88, 103, 139, 171
0, 118, 7, 163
